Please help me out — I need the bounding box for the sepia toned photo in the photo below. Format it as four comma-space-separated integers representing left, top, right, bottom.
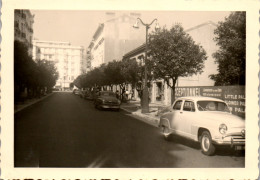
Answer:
1, 0, 259, 179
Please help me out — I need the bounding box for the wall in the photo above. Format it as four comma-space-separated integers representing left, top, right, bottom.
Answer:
104, 14, 145, 63
177, 22, 218, 86
91, 28, 105, 68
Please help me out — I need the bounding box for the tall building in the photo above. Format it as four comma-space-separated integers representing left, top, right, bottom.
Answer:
88, 12, 145, 69
32, 40, 84, 90
86, 49, 92, 72
14, 10, 34, 56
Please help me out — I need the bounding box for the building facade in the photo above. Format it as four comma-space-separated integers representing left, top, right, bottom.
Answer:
14, 9, 34, 56
177, 21, 218, 86
32, 40, 84, 90
87, 12, 145, 69
122, 21, 219, 105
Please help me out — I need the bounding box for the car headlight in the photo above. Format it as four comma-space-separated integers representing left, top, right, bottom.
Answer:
219, 124, 228, 134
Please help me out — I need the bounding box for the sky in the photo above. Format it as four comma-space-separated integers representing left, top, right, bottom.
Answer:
31, 10, 231, 49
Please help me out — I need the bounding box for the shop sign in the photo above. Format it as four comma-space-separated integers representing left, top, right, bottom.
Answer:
175, 86, 245, 118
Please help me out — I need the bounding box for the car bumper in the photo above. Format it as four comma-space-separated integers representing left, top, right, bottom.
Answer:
212, 134, 245, 148
100, 105, 120, 109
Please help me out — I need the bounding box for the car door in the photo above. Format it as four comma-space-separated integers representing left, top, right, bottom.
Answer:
165, 100, 185, 135
181, 100, 196, 138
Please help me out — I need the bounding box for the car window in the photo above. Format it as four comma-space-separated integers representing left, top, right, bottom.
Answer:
100, 92, 116, 97
183, 101, 195, 112
197, 101, 230, 112
108, 92, 116, 97
173, 100, 182, 110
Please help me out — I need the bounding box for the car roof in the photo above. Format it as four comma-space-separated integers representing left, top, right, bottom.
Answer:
176, 96, 224, 102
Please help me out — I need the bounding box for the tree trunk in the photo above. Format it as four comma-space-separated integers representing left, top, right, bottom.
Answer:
171, 79, 177, 105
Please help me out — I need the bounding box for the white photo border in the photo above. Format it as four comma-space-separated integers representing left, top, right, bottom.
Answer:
1, 0, 259, 179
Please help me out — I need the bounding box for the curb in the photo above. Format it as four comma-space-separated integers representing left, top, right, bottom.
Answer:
120, 106, 159, 127
14, 92, 54, 114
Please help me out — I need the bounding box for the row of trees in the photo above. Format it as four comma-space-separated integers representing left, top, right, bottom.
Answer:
14, 40, 59, 102
73, 58, 145, 101
74, 12, 245, 104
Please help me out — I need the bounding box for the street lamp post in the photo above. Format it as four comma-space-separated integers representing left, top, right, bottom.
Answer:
133, 18, 159, 113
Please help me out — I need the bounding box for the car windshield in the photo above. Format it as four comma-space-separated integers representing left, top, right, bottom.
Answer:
100, 92, 116, 97
197, 101, 230, 112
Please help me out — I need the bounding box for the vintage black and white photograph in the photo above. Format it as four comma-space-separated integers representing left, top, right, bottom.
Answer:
13, 9, 247, 167
1, 0, 259, 179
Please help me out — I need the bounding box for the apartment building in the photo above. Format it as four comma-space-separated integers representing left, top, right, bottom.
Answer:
14, 9, 34, 56
32, 40, 84, 90
87, 12, 145, 69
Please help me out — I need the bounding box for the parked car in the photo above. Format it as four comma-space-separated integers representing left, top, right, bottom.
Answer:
85, 90, 95, 100
79, 89, 87, 98
159, 96, 245, 156
94, 91, 121, 110
72, 89, 80, 95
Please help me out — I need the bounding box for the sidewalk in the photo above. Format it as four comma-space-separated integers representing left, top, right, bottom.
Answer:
120, 100, 170, 127
14, 92, 54, 114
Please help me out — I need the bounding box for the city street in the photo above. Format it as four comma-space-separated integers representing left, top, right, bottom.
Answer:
15, 92, 245, 168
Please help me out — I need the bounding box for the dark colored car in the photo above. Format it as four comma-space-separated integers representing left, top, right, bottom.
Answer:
94, 91, 121, 110
80, 89, 87, 98
73, 89, 80, 95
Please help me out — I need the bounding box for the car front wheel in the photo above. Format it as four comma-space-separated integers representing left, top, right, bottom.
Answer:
200, 131, 215, 156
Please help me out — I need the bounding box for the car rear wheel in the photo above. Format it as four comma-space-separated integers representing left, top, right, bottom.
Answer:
200, 131, 215, 156
161, 125, 171, 140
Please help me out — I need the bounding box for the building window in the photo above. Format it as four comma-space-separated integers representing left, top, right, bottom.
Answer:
14, 21, 19, 28
22, 12, 26, 19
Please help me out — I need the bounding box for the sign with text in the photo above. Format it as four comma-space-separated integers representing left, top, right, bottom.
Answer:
175, 86, 245, 118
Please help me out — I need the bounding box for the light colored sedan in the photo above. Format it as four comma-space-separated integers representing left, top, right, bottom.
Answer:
159, 96, 245, 155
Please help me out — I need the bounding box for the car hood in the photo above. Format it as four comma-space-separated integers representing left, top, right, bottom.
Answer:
199, 111, 245, 128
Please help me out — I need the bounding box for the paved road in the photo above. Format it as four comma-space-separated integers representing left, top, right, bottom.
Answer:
15, 92, 245, 167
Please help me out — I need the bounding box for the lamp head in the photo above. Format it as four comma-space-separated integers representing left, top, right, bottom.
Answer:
133, 20, 139, 29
